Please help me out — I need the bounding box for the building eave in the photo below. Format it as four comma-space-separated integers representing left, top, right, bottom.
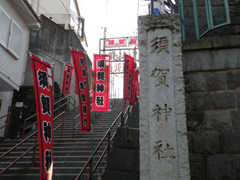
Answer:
10, 0, 41, 29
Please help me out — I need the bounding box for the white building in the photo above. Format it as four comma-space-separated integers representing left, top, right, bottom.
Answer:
27, 0, 87, 48
0, 0, 40, 137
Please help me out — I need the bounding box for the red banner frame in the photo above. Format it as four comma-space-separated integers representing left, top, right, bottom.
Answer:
30, 54, 53, 180
71, 49, 91, 133
124, 54, 134, 101
92, 54, 110, 111
61, 64, 73, 94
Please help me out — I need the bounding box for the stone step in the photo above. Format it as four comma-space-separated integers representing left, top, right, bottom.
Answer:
0, 150, 107, 157
0, 100, 125, 179
0, 141, 108, 147
0, 138, 104, 144
0, 166, 105, 175
0, 158, 107, 168
0, 172, 103, 180
0, 145, 110, 153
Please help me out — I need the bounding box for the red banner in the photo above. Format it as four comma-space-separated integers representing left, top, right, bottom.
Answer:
135, 69, 139, 96
61, 64, 73, 94
92, 54, 110, 111
124, 55, 134, 101
130, 69, 139, 106
75, 79, 78, 94
71, 49, 91, 133
30, 54, 53, 180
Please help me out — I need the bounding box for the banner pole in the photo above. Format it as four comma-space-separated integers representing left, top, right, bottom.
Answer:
109, 74, 112, 153
123, 53, 126, 122
58, 64, 64, 115
85, 53, 93, 177
91, 123, 93, 180
109, 55, 114, 152
51, 62, 55, 102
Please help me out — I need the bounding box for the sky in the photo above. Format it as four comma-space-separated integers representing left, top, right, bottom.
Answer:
78, 0, 150, 55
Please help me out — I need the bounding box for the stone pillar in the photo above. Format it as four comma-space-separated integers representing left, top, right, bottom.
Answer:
138, 14, 190, 180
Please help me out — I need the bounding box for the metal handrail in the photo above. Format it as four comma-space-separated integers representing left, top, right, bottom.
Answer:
72, 114, 80, 139
0, 111, 66, 176
72, 102, 92, 139
0, 113, 11, 139
68, 96, 76, 110
75, 105, 132, 180
22, 95, 75, 139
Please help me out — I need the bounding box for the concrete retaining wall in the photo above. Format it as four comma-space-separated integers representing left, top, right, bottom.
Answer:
183, 35, 240, 180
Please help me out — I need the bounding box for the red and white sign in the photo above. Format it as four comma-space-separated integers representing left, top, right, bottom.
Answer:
71, 49, 91, 133
30, 54, 53, 180
128, 38, 138, 46
105, 38, 127, 47
92, 54, 110, 111
124, 55, 135, 101
61, 64, 73, 94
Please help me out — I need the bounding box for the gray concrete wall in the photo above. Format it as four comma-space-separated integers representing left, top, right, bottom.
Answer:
183, 35, 240, 180
102, 127, 140, 180
24, 15, 92, 109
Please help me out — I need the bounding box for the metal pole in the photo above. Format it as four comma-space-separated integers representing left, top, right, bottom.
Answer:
224, 0, 231, 24
168, 0, 195, 40
61, 113, 65, 139
179, 0, 186, 41
193, 0, 200, 40
22, 120, 26, 139
51, 62, 55, 102
208, 0, 214, 29
68, 96, 70, 111
109, 72, 112, 153
32, 134, 38, 167
58, 64, 64, 115
107, 131, 110, 160
89, 158, 92, 179
5, 114, 11, 140
123, 53, 126, 121
72, 118, 75, 139
91, 129, 93, 180
151, 0, 154, 15
103, 27, 107, 54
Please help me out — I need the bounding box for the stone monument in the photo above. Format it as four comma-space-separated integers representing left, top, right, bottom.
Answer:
138, 14, 190, 179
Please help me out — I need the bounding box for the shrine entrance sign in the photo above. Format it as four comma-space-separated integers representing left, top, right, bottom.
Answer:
138, 14, 190, 180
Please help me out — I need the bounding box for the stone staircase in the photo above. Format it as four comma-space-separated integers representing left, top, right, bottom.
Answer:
0, 99, 124, 180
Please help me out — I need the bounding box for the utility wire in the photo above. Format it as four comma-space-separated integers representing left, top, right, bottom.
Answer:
31, 0, 62, 24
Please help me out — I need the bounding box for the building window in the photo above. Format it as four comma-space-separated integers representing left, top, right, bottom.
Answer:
0, 6, 23, 59
77, 17, 84, 39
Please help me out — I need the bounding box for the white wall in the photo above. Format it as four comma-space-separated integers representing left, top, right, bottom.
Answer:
0, 0, 31, 137
0, 1, 30, 87
0, 91, 13, 137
